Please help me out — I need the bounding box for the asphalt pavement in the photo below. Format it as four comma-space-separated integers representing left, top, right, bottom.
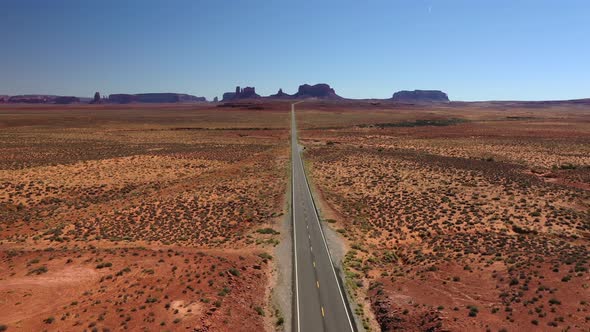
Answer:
291, 104, 355, 332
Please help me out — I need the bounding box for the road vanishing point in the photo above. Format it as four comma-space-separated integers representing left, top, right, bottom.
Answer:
291, 103, 356, 332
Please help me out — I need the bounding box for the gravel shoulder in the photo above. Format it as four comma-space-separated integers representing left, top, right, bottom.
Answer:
271, 166, 293, 331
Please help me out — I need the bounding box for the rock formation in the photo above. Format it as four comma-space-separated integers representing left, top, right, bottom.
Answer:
239, 87, 259, 99
293, 83, 341, 99
221, 86, 261, 101
269, 88, 293, 99
92, 92, 101, 104
8, 95, 53, 103
221, 83, 340, 100
391, 90, 449, 103
7, 95, 79, 104
107, 94, 137, 103
213, 96, 219, 103
54, 96, 80, 104
222, 92, 236, 102
108, 93, 206, 103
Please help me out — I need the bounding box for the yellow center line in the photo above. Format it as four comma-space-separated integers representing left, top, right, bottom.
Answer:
313, 261, 316, 267
316, 280, 320, 288
321, 307, 325, 317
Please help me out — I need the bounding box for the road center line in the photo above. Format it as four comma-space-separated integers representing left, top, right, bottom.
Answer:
295, 112, 355, 331
291, 108, 301, 332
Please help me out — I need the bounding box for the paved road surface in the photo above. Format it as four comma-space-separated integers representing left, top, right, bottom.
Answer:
291, 104, 355, 332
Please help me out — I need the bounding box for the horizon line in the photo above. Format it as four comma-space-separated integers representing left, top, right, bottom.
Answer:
2, 91, 590, 104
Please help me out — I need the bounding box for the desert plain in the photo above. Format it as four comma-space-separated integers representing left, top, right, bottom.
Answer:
0, 103, 290, 331
0, 100, 589, 332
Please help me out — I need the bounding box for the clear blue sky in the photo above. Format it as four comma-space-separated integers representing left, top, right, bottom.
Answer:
1, 0, 589, 101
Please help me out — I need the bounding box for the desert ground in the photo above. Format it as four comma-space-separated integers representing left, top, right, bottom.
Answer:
297, 101, 589, 331
0, 103, 290, 331
1, 100, 589, 332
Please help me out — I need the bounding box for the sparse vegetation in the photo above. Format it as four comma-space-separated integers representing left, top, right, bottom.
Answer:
258, 252, 273, 260
362, 118, 467, 128
256, 228, 280, 235
254, 306, 265, 316
96, 262, 112, 269
27, 266, 48, 275
0, 106, 288, 331
43, 317, 55, 324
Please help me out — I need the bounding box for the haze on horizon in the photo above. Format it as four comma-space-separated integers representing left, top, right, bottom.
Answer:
1, 0, 589, 101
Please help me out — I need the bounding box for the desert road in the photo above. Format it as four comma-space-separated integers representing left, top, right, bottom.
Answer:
291, 103, 356, 332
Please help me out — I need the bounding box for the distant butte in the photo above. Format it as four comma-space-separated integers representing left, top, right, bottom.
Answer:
5, 87, 590, 105
391, 90, 450, 103
269, 88, 294, 99
5, 95, 80, 104
107, 93, 207, 104
222, 86, 261, 101
222, 83, 341, 101
293, 83, 342, 99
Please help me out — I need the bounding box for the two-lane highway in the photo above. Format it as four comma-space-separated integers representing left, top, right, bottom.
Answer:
291, 104, 355, 332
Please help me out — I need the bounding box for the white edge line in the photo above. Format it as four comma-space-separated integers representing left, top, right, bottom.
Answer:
292, 106, 301, 332
295, 113, 355, 331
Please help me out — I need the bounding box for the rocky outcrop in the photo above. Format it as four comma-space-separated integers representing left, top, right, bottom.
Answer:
239, 87, 259, 99
91, 92, 101, 104
54, 96, 80, 104
137, 93, 206, 103
293, 83, 341, 99
107, 94, 137, 103
222, 92, 236, 102
221, 86, 261, 101
370, 286, 443, 331
108, 93, 206, 103
7, 95, 79, 104
391, 90, 449, 103
269, 88, 293, 99
8, 95, 53, 103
